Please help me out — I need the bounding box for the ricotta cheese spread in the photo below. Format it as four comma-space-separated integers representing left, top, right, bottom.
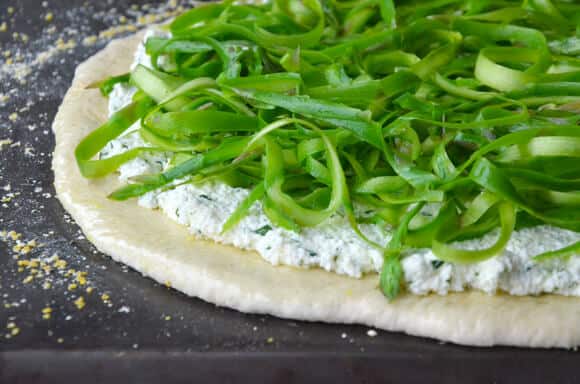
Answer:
100, 30, 580, 296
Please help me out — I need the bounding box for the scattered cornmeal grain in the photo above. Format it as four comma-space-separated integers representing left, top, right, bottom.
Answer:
22, 276, 33, 284
55, 38, 76, 51
11, 328, 20, 336
82, 35, 97, 46
101, 293, 110, 303
267, 337, 274, 344
57, 338, 64, 343
165, 281, 172, 288
45, 13, 53, 22
75, 271, 88, 286
8, 112, 18, 121
74, 296, 86, 310
97, 24, 137, 41
53, 258, 67, 269
7, 7, 14, 14
0, 22, 7, 32
86, 287, 94, 294
164, 315, 171, 321
0, 139, 12, 150
68, 283, 78, 291
6, 322, 16, 329
17, 245, 30, 254
7, 231, 21, 240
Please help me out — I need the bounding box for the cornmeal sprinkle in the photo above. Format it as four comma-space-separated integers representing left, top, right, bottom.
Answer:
7, 231, 21, 240
74, 296, 86, 310
1, 0, 195, 342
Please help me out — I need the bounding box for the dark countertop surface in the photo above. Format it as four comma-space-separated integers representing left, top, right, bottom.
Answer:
0, 1, 578, 383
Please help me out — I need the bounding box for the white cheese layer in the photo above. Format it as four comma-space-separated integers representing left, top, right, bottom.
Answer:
101, 30, 580, 296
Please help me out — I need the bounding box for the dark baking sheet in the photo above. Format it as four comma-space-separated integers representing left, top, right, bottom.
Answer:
0, 1, 578, 383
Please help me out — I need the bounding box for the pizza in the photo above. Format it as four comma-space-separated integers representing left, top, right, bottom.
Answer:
53, 0, 580, 347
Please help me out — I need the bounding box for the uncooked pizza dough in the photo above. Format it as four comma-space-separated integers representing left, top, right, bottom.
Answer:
52, 32, 580, 348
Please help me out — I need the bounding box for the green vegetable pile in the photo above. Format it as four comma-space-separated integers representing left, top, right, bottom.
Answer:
76, 0, 580, 299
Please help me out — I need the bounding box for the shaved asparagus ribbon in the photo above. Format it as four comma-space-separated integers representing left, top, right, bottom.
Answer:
76, 0, 580, 299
